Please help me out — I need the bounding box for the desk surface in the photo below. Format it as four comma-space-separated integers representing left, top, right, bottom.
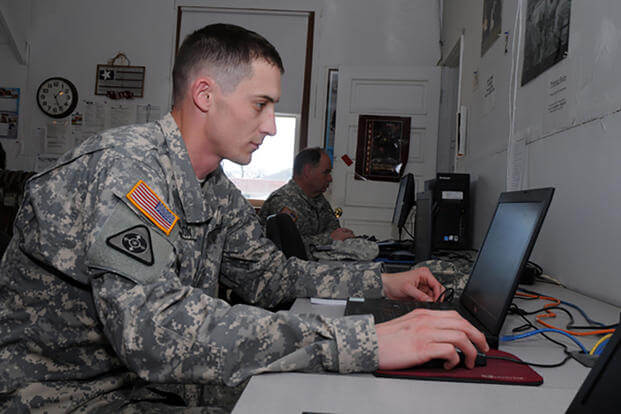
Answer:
233, 283, 619, 414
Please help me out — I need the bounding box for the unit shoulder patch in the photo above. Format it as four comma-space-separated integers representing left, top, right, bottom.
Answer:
106, 224, 154, 266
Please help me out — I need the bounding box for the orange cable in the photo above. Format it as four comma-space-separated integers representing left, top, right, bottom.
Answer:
514, 292, 615, 336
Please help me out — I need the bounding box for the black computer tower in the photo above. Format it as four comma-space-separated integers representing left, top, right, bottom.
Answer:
426, 173, 470, 250
414, 191, 432, 263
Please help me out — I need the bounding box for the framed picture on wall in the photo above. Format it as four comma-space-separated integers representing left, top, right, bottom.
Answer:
323, 68, 338, 163
522, 0, 571, 85
0, 87, 20, 139
481, 0, 502, 56
355, 115, 410, 182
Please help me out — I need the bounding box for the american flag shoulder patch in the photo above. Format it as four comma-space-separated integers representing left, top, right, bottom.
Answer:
126, 180, 179, 235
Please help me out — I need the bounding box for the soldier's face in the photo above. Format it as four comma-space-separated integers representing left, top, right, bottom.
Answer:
207, 59, 281, 165
306, 153, 333, 197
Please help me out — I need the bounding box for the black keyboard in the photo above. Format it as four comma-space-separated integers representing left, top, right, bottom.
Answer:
377, 239, 413, 250
345, 298, 446, 324
377, 240, 414, 259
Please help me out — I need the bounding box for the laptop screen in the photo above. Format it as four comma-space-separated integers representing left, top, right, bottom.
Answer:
460, 188, 554, 336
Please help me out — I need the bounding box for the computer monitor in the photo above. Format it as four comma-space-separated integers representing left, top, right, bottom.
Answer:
391, 173, 415, 239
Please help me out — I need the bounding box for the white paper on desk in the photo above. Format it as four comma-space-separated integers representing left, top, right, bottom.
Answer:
310, 298, 347, 306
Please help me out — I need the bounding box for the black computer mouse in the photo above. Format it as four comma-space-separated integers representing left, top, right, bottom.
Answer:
419, 348, 487, 369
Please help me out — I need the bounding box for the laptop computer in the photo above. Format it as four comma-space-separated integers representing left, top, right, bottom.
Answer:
565, 314, 621, 413
345, 187, 555, 348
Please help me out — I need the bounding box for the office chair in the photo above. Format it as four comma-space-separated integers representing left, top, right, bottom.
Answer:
0, 230, 10, 258
265, 213, 308, 260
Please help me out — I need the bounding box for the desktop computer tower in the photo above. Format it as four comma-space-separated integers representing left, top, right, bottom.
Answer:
425, 173, 470, 250
414, 191, 432, 263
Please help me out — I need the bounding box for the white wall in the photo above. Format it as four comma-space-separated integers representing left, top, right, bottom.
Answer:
2, 0, 440, 170
442, 0, 621, 306
2, 0, 176, 170
0, 0, 30, 165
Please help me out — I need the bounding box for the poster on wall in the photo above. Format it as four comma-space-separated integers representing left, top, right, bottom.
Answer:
481, 0, 502, 56
0, 87, 19, 139
355, 115, 410, 182
522, 0, 571, 86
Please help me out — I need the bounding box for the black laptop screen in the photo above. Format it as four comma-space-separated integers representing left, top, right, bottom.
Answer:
462, 201, 543, 332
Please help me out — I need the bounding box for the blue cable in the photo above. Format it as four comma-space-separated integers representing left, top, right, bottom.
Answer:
559, 300, 605, 327
501, 328, 588, 353
594, 338, 610, 356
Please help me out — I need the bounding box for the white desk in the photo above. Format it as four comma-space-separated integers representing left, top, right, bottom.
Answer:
233, 283, 619, 413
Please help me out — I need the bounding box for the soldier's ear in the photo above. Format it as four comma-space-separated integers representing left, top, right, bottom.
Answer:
191, 77, 215, 113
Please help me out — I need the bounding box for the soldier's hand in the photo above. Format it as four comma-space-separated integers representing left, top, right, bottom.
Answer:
375, 308, 489, 370
330, 227, 355, 241
381, 266, 443, 302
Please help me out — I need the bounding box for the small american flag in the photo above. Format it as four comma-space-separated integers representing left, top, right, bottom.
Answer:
127, 180, 178, 235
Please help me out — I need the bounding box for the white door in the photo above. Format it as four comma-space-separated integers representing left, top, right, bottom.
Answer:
330, 65, 441, 240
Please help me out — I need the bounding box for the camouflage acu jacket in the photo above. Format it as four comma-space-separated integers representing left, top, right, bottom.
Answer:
259, 180, 339, 248
0, 114, 383, 412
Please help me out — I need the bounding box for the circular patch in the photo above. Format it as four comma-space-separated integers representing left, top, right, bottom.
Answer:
122, 233, 147, 253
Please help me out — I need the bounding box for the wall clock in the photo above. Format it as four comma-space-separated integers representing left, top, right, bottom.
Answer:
36, 77, 79, 118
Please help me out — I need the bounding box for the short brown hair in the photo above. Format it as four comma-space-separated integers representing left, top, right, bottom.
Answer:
172, 23, 284, 105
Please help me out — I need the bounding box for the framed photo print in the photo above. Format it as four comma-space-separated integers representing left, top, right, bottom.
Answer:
323, 68, 338, 163
481, 0, 502, 56
522, 0, 571, 85
355, 115, 411, 182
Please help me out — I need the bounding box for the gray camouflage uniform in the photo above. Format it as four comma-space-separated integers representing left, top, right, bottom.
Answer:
0, 114, 383, 412
259, 179, 338, 248
258, 180, 378, 261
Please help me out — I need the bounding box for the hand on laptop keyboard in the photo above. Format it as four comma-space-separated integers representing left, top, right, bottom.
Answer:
381, 266, 443, 302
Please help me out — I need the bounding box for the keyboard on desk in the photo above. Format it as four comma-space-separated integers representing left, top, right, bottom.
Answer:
381, 262, 413, 273
377, 240, 415, 259
376, 239, 414, 250
345, 298, 453, 324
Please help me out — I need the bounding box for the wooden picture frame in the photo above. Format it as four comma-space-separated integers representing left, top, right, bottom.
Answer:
323, 68, 338, 163
95, 64, 145, 98
355, 115, 411, 182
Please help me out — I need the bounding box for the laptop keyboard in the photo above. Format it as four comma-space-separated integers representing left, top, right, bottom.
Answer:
345, 299, 451, 324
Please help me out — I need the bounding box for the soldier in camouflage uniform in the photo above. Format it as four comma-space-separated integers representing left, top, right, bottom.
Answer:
259, 147, 377, 260
0, 24, 487, 412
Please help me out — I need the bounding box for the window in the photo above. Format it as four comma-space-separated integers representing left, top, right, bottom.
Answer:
222, 113, 298, 200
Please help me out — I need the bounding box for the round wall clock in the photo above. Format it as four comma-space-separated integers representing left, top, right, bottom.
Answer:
36, 77, 79, 118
